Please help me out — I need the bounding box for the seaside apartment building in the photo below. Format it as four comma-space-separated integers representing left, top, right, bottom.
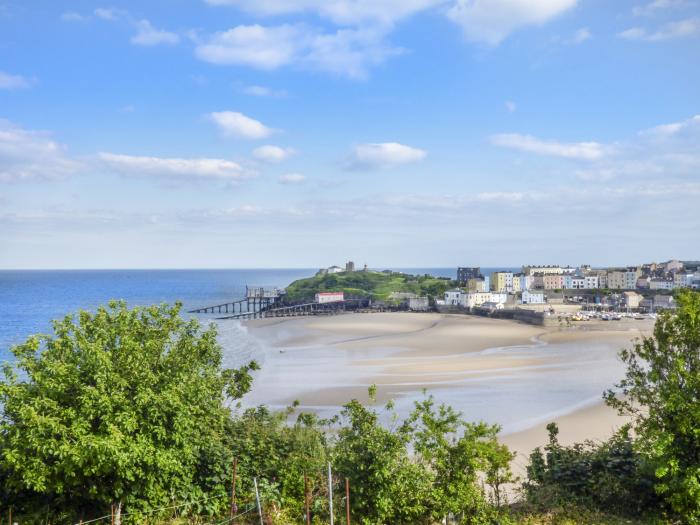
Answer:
491, 271, 513, 292
626, 268, 641, 289
522, 265, 564, 276
607, 270, 626, 289
462, 292, 508, 308
543, 274, 565, 290
650, 279, 675, 290
457, 267, 482, 285
467, 277, 489, 292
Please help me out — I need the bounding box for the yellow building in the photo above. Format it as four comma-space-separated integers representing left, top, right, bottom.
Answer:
512, 274, 521, 292
490, 272, 513, 292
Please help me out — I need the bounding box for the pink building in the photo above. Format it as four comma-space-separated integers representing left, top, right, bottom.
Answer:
315, 291, 345, 303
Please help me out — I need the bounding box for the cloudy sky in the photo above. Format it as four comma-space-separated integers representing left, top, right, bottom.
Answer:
1, 0, 699, 269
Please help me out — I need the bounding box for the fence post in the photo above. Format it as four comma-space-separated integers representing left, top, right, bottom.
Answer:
345, 478, 350, 525
254, 477, 263, 525
304, 472, 311, 525
230, 456, 238, 518
328, 463, 334, 525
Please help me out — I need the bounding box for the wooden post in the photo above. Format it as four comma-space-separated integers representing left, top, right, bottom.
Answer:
254, 477, 263, 525
230, 456, 238, 518
345, 478, 350, 525
328, 462, 334, 525
304, 473, 311, 525
111, 504, 114, 525
8, 506, 12, 525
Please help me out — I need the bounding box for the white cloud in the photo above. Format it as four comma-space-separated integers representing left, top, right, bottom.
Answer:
447, 0, 578, 45
0, 71, 30, 90
490, 133, 608, 160
278, 173, 306, 184
505, 100, 517, 112
208, 111, 275, 139
618, 27, 647, 40
303, 27, 402, 79
131, 19, 180, 46
61, 12, 89, 22
648, 17, 700, 39
203, 0, 443, 27
640, 114, 700, 137
633, 0, 691, 17
242, 85, 287, 97
348, 142, 427, 169
253, 145, 296, 162
569, 27, 591, 44
495, 114, 700, 183
94, 7, 124, 21
97, 153, 254, 181
619, 17, 700, 40
195, 24, 303, 69
195, 24, 400, 78
0, 121, 81, 182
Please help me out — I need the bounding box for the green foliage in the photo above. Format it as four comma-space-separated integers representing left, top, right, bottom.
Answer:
284, 270, 456, 303
333, 391, 513, 525
0, 301, 257, 524
223, 405, 329, 522
605, 290, 700, 523
511, 505, 667, 525
524, 423, 658, 515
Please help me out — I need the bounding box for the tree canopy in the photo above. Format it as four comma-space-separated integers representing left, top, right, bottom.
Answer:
0, 301, 257, 524
605, 290, 700, 522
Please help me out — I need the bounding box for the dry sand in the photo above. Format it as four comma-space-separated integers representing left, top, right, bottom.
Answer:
238, 312, 650, 458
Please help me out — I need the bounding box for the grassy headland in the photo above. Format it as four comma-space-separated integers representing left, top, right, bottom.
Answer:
283, 269, 457, 303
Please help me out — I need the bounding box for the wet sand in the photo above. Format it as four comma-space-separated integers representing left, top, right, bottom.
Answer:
235, 312, 650, 456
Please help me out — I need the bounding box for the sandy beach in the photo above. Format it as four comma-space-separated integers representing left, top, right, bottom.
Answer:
224, 312, 650, 460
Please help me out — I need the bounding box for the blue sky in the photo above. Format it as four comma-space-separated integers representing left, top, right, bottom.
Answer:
1, 0, 699, 269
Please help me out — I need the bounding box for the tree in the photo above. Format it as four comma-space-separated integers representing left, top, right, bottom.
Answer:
333, 398, 433, 525
0, 301, 257, 524
605, 290, 700, 522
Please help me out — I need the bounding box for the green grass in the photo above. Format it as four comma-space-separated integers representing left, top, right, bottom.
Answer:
283, 270, 457, 303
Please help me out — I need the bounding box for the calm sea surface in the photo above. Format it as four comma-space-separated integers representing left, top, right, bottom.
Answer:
0, 267, 515, 362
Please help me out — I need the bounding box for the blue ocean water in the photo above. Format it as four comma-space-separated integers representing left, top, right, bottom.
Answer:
0, 267, 516, 362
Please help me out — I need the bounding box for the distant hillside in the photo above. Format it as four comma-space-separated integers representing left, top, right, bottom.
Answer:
283, 270, 457, 303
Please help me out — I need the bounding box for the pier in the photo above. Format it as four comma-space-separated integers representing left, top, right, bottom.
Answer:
189, 287, 370, 320
187, 286, 283, 316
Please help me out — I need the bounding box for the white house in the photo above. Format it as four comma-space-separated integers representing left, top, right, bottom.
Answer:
326, 266, 344, 274
463, 292, 507, 308
444, 289, 463, 306
315, 291, 344, 303
584, 275, 599, 289
649, 279, 675, 290
521, 290, 545, 304
571, 276, 586, 289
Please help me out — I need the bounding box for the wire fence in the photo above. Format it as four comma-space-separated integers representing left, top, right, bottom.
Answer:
5, 462, 352, 525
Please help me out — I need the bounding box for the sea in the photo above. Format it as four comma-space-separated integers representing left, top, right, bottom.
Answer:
0, 267, 516, 362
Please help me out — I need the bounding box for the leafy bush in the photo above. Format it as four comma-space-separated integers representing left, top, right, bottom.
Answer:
333, 390, 513, 525
605, 290, 700, 523
524, 423, 659, 515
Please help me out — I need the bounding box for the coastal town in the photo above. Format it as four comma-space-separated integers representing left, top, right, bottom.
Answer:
315, 259, 700, 317
441, 260, 700, 312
